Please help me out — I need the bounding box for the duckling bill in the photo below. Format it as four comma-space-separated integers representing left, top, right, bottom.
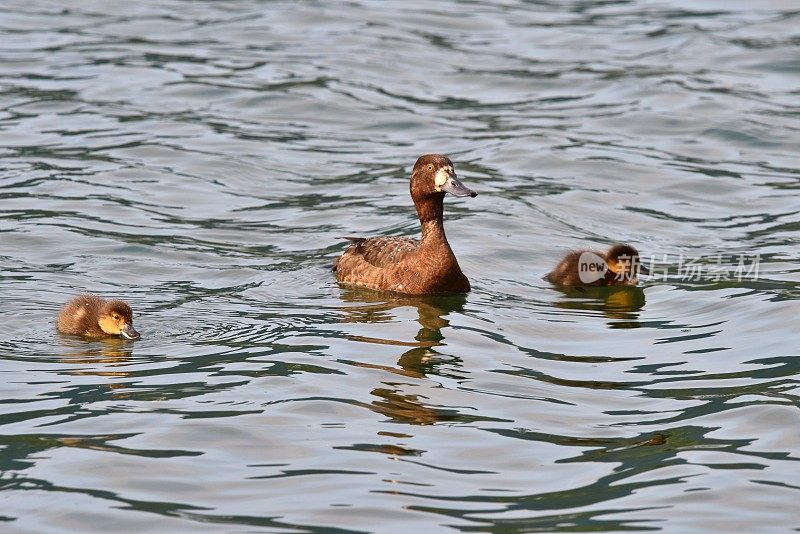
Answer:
333, 154, 477, 294
545, 244, 648, 287
57, 295, 140, 339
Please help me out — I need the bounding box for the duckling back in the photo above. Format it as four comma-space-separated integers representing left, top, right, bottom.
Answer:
57, 295, 101, 336
544, 250, 587, 286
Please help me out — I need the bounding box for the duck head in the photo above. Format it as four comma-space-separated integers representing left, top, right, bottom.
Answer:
410, 154, 477, 201
98, 300, 140, 340
606, 244, 649, 283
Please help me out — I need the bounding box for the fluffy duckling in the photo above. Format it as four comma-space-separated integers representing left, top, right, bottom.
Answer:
334, 154, 477, 294
545, 244, 648, 287
57, 295, 140, 339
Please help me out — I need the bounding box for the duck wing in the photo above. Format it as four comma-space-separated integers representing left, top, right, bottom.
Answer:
341, 236, 420, 269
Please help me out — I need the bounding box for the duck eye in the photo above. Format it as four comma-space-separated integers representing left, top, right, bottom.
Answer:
427, 164, 434, 171
112, 314, 119, 320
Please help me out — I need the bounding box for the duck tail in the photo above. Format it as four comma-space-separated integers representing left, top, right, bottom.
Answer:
341, 236, 366, 245
333, 237, 365, 272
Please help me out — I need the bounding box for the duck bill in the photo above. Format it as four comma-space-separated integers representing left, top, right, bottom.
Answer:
120, 324, 140, 340
441, 175, 477, 198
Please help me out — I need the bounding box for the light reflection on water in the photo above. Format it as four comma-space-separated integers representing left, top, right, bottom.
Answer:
1, 0, 799, 531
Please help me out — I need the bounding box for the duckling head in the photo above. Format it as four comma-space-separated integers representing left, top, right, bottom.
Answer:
606, 244, 648, 283
98, 300, 140, 340
411, 154, 477, 201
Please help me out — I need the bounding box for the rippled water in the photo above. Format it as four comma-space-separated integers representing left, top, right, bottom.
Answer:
1, 0, 799, 531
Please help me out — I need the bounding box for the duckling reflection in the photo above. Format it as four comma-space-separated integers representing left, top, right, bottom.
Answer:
552, 285, 646, 328
57, 336, 134, 397
338, 287, 468, 425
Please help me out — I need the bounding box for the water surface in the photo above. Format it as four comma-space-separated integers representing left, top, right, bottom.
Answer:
1, 0, 799, 532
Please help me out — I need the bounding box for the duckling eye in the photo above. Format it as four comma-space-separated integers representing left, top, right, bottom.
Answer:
112, 314, 120, 320
427, 164, 434, 171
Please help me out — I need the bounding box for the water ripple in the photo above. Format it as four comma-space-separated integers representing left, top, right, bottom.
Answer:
0, 0, 798, 531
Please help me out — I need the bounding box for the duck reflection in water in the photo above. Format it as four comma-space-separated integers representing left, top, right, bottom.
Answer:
58, 336, 135, 397
552, 285, 646, 328
338, 287, 468, 427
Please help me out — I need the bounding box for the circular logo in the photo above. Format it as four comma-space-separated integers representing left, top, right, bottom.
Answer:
578, 251, 608, 284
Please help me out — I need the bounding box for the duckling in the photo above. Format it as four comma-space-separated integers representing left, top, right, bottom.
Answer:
545, 244, 648, 287
333, 154, 477, 294
57, 295, 140, 339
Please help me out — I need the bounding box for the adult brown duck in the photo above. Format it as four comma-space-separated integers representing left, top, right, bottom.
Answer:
333, 154, 477, 294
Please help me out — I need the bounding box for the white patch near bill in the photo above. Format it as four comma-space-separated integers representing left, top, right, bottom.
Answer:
434, 166, 451, 190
